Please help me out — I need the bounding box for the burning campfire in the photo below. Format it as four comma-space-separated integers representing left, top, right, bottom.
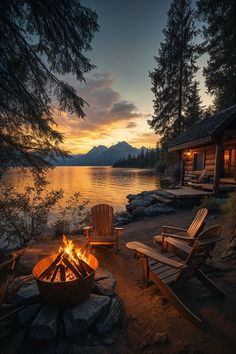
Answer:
39, 236, 93, 282
32, 236, 98, 307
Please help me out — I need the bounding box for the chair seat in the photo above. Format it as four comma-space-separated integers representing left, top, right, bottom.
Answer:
88, 236, 116, 245
148, 253, 183, 284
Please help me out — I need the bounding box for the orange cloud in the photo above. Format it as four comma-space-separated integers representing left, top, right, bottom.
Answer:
53, 73, 156, 153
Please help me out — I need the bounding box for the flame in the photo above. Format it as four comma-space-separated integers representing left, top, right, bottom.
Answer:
59, 235, 89, 264
57, 235, 91, 281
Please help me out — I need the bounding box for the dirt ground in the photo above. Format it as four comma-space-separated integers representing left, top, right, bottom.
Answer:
1, 209, 236, 354
94, 209, 236, 354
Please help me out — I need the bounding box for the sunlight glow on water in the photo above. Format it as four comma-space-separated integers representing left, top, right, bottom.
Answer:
4, 166, 160, 211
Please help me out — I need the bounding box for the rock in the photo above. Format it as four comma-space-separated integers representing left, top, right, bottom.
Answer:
96, 298, 121, 335
127, 194, 137, 201
16, 247, 51, 274
14, 280, 40, 305
18, 303, 40, 326
3, 328, 26, 354
57, 339, 73, 354
63, 294, 111, 336
6, 275, 34, 303
0, 303, 17, 317
93, 268, 116, 296
148, 205, 175, 216
72, 345, 108, 354
30, 306, 59, 340
132, 206, 151, 218
0, 316, 16, 338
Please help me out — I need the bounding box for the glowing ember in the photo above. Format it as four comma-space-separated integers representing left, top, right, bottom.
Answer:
39, 235, 93, 282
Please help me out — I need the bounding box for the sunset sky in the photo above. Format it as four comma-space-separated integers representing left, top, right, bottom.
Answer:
56, 0, 213, 154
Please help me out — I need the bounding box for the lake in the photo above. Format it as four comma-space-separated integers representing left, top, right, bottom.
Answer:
5, 166, 160, 211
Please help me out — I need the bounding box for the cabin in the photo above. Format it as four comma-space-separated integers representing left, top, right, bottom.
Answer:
168, 105, 236, 194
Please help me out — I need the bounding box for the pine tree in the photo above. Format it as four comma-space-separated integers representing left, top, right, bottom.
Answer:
183, 81, 203, 129
0, 1, 98, 171
197, 0, 236, 110
149, 0, 201, 145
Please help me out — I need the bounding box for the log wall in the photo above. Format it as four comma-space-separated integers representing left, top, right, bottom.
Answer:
183, 138, 236, 179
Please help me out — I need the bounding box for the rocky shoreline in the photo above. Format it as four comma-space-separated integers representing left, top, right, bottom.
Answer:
115, 189, 176, 226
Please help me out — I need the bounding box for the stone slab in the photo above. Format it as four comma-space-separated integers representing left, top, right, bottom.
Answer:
96, 298, 121, 335
14, 280, 40, 305
94, 268, 116, 296
30, 306, 59, 340
63, 294, 111, 336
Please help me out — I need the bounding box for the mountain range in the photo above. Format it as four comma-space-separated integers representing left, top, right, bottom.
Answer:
53, 141, 147, 166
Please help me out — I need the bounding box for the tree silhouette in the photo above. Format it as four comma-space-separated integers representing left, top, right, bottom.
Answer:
149, 0, 201, 146
197, 0, 236, 110
0, 0, 98, 171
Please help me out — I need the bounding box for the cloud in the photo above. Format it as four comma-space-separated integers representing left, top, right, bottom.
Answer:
54, 72, 147, 151
126, 121, 137, 129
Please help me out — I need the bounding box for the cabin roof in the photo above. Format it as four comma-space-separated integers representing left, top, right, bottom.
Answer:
169, 105, 236, 151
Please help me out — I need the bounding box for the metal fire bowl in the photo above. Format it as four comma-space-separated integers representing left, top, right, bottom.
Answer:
32, 253, 98, 308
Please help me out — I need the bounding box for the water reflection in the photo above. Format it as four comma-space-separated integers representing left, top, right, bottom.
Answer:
4, 167, 160, 211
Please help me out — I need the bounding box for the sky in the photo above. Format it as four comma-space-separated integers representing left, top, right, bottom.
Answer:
56, 0, 212, 154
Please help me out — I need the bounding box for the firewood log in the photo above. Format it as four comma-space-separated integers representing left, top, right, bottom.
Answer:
39, 252, 63, 280
72, 250, 88, 277
59, 264, 66, 281
62, 255, 82, 279
50, 264, 60, 282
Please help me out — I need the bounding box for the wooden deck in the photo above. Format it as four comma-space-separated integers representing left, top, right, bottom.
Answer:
164, 186, 212, 199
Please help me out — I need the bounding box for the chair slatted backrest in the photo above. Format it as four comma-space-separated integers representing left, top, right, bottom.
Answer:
187, 208, 208, 239
91, 204, 114, 237
177, 225, 223, 283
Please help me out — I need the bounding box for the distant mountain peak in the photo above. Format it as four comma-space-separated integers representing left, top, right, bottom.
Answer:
53, 141, 148, 166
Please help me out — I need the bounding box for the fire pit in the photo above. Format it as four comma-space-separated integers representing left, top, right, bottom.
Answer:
32, 236, 98, 308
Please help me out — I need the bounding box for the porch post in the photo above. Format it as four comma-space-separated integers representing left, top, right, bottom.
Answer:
213, 140, 223, 195
179, 150, 185, 186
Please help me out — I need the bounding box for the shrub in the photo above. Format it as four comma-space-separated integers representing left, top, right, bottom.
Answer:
52, 192, 90, 237
222, 191, 236, 228
0, 177, 63, 249
193, 196, 221, 214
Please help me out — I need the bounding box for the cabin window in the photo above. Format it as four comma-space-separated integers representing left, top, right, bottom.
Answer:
193, 152, 204, 171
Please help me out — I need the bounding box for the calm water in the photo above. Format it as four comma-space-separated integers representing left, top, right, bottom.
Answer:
4, 166, 160, 211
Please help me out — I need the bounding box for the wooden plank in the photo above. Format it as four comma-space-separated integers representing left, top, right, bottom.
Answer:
166, 238, 192, 254
155, 267, 180, 280
126, 242, 184, 269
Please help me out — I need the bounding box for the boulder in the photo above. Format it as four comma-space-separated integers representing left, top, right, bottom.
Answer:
63, 294, 111, 336
16, 247, 51, 274
3, 328, 26, 354
30, 306, 59, 340
148, 205, 175, 216
14, 280, 40, 305
132, 206, 151, 218
96, 298, 121, 335
6, 275, 34, 303
18, 303, 40, 326
93, 268, 116, 296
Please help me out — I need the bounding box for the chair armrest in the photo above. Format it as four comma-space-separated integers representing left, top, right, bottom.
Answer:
162, 226, 187, 233
165, 238, 192, 254
126, 241, 185, 269
114, 227, 123, 239
83, 226, 93, 239
161, 233, 192, 241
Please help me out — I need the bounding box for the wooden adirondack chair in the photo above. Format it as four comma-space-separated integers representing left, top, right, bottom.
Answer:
153, 208, 208, 252
126, 225, 225, 326
83, 204, 123, 253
